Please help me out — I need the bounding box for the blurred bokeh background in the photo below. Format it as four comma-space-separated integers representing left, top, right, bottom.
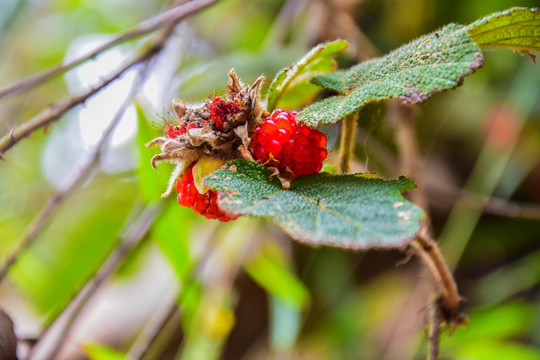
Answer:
0, 0, 539, 359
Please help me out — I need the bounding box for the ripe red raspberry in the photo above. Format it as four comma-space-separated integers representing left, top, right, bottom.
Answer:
250, 109, 327, 177
176, 163, 238, 222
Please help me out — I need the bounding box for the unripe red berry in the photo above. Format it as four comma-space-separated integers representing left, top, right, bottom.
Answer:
176, 163, 238, 222
250, 109, 327, 177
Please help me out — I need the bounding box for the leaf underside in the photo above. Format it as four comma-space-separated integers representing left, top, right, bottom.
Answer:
297, 23, 484, 126
206, 160, 425, 250
468, 7, 540, 52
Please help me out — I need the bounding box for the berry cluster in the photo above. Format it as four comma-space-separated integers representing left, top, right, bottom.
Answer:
151, 71, 328, 222
176, 162, 238, 222
250, 109, 327, 177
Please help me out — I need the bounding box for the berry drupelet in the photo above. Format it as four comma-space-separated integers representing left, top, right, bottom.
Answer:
176, 162, 238, 222
250, 109, 327, 177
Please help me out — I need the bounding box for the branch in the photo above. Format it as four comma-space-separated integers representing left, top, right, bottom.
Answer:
0, 53, 154, 283
0, 0, 220, 156
26, 202, 165, 360
127, 299, 180, 360
411, 233, 463, 324
427, 181, 540, 221
392, 101, 464, 359
427, 302, 442, 360
0, 0, 218, 99
0, 52, 143, 157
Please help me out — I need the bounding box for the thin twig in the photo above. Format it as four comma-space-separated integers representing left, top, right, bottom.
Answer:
127, 299, 180, 360
0, 0, 218, 99
412, 233, 460, 318
0, 0, 220, 156
428, 302, 442, 360
0, 0, 214, 282
392, 100, 462, 357
427, 181, 540, 221
0, 50, 156, 283
339, 113, 358, 173
0, 43, 161, 156
27, 202, 165, 360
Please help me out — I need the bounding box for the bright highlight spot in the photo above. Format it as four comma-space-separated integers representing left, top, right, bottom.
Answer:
64, 34, 138, 149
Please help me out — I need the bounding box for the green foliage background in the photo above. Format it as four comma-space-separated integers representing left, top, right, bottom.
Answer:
0, 0, 539, 359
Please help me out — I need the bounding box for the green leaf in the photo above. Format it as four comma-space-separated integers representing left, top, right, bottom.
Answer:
269, 296, 302, 352
266, 40, 348, 112
454, 340, 540, 360
152, 203, 194, 281
244, 242, 310, 309
297, 24, 483, 126
10, 181, 137, 318
82, 343, 126, 360
468, 7, 540, 52
205, 160, 424, 249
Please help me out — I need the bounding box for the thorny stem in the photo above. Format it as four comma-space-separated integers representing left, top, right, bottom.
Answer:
0, 0, 218, 99
339, 112, 358, 173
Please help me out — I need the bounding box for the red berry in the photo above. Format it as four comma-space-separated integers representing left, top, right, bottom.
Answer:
166, 124, 185, 138
250, 109, 327, 177
208, 96, 241, 130
166, 122, 200, 139
176, 163, 238, 222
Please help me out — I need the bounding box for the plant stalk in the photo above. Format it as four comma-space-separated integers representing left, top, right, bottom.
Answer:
339, 113, 358, 173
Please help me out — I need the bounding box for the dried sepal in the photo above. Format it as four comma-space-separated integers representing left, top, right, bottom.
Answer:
147, 69, 266, 197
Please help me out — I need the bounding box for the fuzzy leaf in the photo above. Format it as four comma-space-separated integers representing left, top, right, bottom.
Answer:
266, 40, 348, 112
468, 7, 540, 52
205, 160, 424, 249
298, 24, 483, 126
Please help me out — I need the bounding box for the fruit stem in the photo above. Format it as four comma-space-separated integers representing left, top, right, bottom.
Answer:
339, 112, 358, 173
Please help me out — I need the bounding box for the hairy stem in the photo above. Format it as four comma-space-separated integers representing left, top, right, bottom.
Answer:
339, 113, 358, 173
412, 233, 460, 317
